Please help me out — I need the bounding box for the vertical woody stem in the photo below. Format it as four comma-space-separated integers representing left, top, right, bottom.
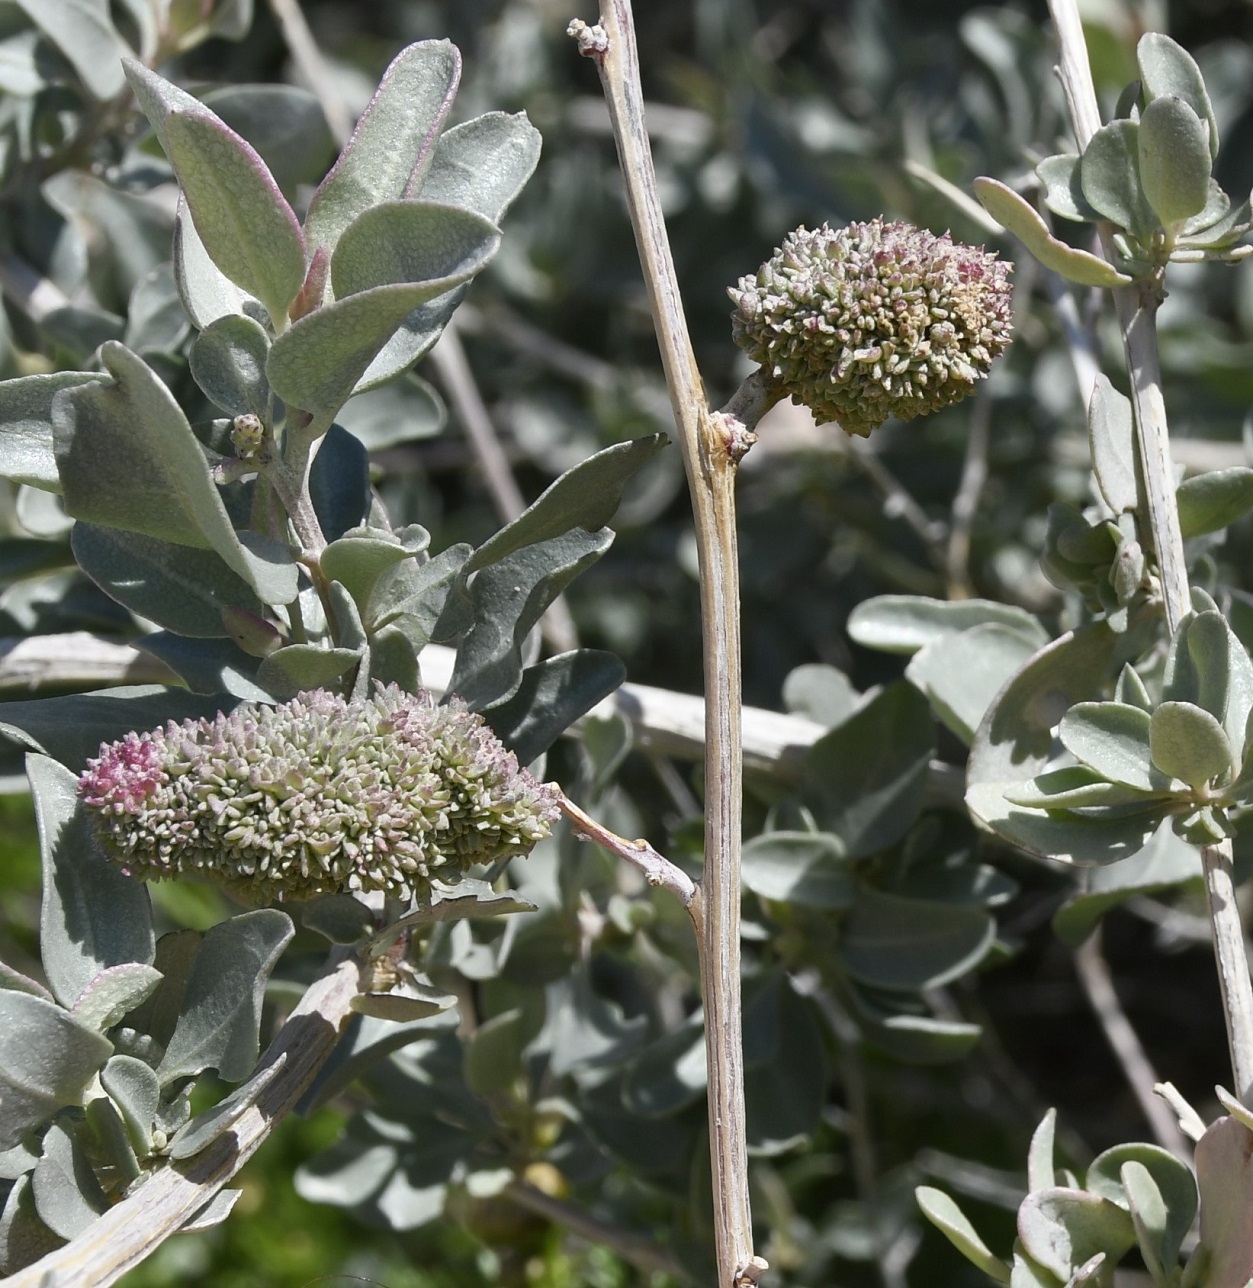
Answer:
1048, 0, 1253, 1104
571, 4, 761, 1280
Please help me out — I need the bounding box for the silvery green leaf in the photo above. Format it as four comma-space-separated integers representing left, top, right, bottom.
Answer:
0, 991, 113, 1149
420, 111, 542, 219
1004, 767, 1168, 811
782, 663, 859, 727
0, 371, 97, 492
330, 200, 500, 299
1080, 120, 1158, 240
52, 343, 297, 606
334, 374, 446, 450
125, 929, 202, 1052
1180, 611, 1233, 725
965, 782, 1165, 866
1058, 702, 1158, 790
448, 527, 613, 710
740, 831, 853, 907
1179, 181, 1231, 237
1089, 376, 1139, 516
1138, 32, 1219, 161
1178, 195, 1252, 250
70, 964, 163, 1033
1018, 1188, 1136, 1282
161, 108, 306, 327
71, 523, 265, 638
838, 886, 994, 990
32, 753, 154, 1010
320, 534, 412, 616
916, 1187, 1011, 1283
849, 593, 1046, 655
166, 1056, 286, 1159
907, 622, 1043, 744
1037, 154, 1101, 223
304, 41, 462, 260
844, 985, 982, 1064
968, 623, 1121, 784
136, 635, 269, 701
383, 881, 536, 939
352, 980, 458, 1024
1138, 96, 1212, 229
974, 178, 1132, 286
255, 644, 361, 699
189, 314, 271, 418
266, 276, 490, 424
1053, 822, 1199, 946
0, 1139, 38, 1181
1010, 1246, 1062, 1288
1177, 467, 1253, 538
100, 1055, 160, 1155
309, 424, 371, 543
0, 1173, 62, 1275
544, 971, 646, 1077
368, 543, 470, 637
1029, 1109, 1057, 1193
1150, 701, 1233, 788
173, 198, 254, 329
802, 682, 935, 859
1193, 1117, 1253, 1288
15, 0, 130, 99
0, 960, 52, 1002
31, 1118, 106, 1240
483, 649, 625, 764
157, 909, 293, 1085
179, 1189, 241, 1233
301, 895, 375, 946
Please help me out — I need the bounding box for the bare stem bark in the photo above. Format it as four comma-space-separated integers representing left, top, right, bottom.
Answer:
1048, 0, 1253, 1106
569, 5, 763, 1281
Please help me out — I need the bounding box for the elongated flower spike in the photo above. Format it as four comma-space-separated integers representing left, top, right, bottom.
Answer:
729, 218, 1013, 437
79, 685, 560, 903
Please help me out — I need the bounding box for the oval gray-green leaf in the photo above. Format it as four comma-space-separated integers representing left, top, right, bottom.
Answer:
70, 964, 163, 1033
32, 754, 154, 1010
256, 644, 361, 699
174, 199, 255, 330
157, 908, 294, 1085
419, 111, 542, 221
740, 831, 853, 908
1087, 1142, 1196, 1270
100, 1055, 161, 1155
1139, 96, 1213, 230
974, 178, 1132, 286
1037, 154, 1101, 224
848, 593, 1045, 655
0, 371, 97, 492
839, 886, 994, 990
1177, 467, 1253, 538
0, 991, 113, 1150
1150, 700, 1233, 788
1081, 119, 1158, 240
917, 1187, 1011, 1283
1089, 376, 1139, 515
31, 1119, 106, 1240
1018, 1188, 1136, 1281
1058, 701, 1157, 790
164, 109, 306, 327
330, 200, 500, 299
1137, 32, 1219, 161
189, 314, 271, 418
304, 40, 462, 260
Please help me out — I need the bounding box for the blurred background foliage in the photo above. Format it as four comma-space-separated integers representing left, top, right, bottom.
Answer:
6, 0, 1253, 1283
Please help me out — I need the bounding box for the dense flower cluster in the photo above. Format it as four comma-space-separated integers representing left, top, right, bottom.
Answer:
728, 218, 1013, 437
78, 685, 560, 902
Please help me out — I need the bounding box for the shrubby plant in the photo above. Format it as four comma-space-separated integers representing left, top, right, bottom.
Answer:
2, 0, 1253, 1285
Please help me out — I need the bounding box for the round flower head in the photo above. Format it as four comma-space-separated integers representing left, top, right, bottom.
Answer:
78, 685, 561, 903
728, 218, 1013, 437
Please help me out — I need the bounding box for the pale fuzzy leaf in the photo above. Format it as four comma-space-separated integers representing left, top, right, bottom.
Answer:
916, 1187, 1011, 1283
1058, 702, 1157, 790
420, 111, 543, 220
179, 1189, 241, 1233
32, 753, 154, 1010
1018, 1188, 1136, 1281
1089, 376, 1139, 516
1195, 1116, 1253, 1288
69, 963, 163, 1032
173, 198, 254, 330
1080, 121, 1158, 240
52, 343, 297, 605
0, 372, 97, 492
15, 0, 129, 99
1177, 468, 1253, 539
304, 41, 462, 260
189, 314, 271, 418
31, 1119, 106, 1240
847, 594, 1046, 655
100, 1055, 160, 1154
166, 1056, 286, 1159
1028, 1110, 1058, 1194
1138, 32, 1219, 161
157, 909, 294, 1084
740, 831, 854, 908
0, 991, 113, 1150
974, 178, 1132, 286
1036, 154, 1101, 224
1138, 95, 1213, 229
163, 109, 305, 325
1149, 700, 1233, 788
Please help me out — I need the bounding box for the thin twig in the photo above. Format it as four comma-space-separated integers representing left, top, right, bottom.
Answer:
1047, 0, 1253, 1105
570, 6, 762, 1281
14, 953, 361, 1287
266, 0, 355, 145
429, 321, 580, 654
1074, 930, 1192, 1158
559, 793, 699, 914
